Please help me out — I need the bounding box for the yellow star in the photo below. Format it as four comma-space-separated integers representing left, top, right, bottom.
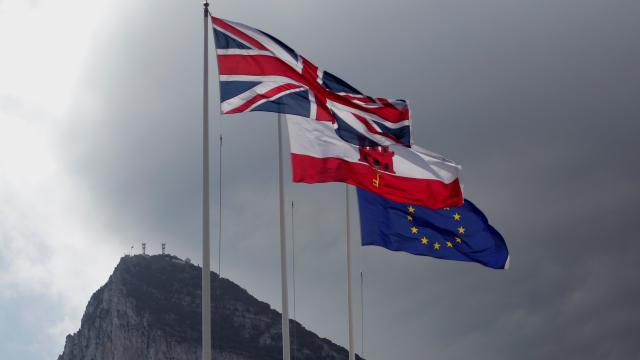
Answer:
433, 242, 441, 250
420, 236, 428, 245
453, 213, 461, 221
457, 226, 466, 234
446, 241, 453, 248
410, 226, 418, 234
455, 237, 462, 244
408, 206, 415, 214
407, 215, 413, 221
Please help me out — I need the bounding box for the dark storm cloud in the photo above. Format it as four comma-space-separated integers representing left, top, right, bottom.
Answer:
62, 0, 640, 359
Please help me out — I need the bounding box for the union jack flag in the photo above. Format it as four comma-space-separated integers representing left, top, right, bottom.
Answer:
211, 17, 411, 146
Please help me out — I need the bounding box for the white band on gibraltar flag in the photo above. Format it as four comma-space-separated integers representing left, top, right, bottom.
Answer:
286, 115, 464, 209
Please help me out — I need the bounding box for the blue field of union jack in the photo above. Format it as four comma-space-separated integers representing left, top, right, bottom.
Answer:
211, 17, 412, 147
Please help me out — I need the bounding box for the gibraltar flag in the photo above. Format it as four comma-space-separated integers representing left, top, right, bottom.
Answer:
287, 116, 464, 209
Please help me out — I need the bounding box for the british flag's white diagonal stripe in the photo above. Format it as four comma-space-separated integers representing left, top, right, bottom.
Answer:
316, 68, 324, 85
221, 82, 306, 113
349, 100, 390, 108
327, 105, 400, 146
328, 101, 411, 129
242, 88, 307, 113
213, 24, 256, 50
335, 92, 406, 108
222, 19, 302, 72
308, 91, 318, 119
216, 49, 274, 56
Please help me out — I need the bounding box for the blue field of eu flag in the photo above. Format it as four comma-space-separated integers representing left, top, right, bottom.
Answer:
357, 188, 509, 269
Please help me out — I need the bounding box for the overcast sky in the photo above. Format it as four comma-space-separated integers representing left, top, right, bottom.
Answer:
1, 0, 639, 359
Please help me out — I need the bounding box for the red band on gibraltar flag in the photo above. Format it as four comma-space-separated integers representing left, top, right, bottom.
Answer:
292, 154, 463, 209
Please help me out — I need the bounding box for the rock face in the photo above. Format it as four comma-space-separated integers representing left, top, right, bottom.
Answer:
58, 254, 362, 360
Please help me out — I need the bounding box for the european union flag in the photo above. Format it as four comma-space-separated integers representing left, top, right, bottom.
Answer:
357, 188, 509, 269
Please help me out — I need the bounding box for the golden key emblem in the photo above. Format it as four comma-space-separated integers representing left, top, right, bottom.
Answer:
372, 166, 381, 188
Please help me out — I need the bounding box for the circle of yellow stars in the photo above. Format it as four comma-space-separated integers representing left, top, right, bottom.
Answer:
406, 205, 465, 251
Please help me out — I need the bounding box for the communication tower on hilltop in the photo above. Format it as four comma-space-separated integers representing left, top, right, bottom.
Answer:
142, 242, 146, 255
162, 243, 166, 255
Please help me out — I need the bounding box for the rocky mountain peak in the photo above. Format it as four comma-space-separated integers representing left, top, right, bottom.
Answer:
58, 254, 363, 360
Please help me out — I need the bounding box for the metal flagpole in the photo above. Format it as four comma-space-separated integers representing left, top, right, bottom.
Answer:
278, 113, 291, 360
360, 271, 364, 357
291, 200, 297, 360
202, 2, 212, 360
218, 133, 223, 276
359, 214, 365, 357
346, 184, 355, 360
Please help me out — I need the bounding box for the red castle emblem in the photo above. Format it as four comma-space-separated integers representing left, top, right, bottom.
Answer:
358, 146, 396, 188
